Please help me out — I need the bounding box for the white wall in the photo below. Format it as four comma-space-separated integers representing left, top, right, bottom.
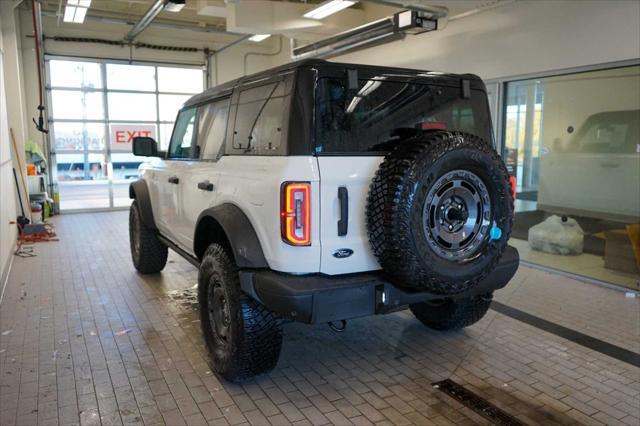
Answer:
0, 10, 19, 296
331, 0, 640, 81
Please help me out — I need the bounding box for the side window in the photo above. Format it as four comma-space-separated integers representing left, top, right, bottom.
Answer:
232, 80, 288, 154
168, 108, 197, 159
198, 98, 230, 160
251, 94, 285, 154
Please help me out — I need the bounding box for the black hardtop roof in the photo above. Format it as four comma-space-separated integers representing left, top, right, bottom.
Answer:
184, 58, 483, 108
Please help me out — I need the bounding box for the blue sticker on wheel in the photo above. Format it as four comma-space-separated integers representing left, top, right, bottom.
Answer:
489, 226, 502, 240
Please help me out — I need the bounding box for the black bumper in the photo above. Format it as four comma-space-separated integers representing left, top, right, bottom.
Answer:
239, 246, 519, 324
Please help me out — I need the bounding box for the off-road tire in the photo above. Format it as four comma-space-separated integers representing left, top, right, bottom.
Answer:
366, 131, 513, 295
129, 200, 168, 274
198, 244, 282, 382
410, 294, 493, 331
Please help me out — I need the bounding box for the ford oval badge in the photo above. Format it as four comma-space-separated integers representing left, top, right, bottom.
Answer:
333, 248, 354, 259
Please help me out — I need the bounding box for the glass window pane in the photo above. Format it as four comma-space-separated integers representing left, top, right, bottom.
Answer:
53, 122, 105, 151
158, 67, 203, 93
108, 93, 157, 121
111, 152, 147, 181
159, 123, 174, 151
106, 64, 155, 91
198, 99, 230, 160
503, 65, 640, 289
168, 108, 196, 158
56, 152, 107, 182
232, 83, 278, 151
49, 60, 102, 89
58, 181, 110, 210
314, 78, 491, 154
249, 95, 284, 155
51, 90, 104, 120
159, 94, 190, 121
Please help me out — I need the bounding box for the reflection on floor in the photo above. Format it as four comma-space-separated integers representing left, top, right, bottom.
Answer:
58, 182, 132, 211
1, 211, 639, 426
511, 238, 640, 290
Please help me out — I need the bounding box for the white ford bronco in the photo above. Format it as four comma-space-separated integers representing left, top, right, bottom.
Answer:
129, 59, 519, 382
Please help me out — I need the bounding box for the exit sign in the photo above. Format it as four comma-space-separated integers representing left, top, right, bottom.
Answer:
109, 124, 157, 153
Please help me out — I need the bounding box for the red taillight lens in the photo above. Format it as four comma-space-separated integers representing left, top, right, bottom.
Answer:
281, 182, 311, 246
421, 122, 447, 130
509, 175, 517, 201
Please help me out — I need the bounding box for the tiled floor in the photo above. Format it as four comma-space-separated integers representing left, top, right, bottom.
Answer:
1, 211, 639, 426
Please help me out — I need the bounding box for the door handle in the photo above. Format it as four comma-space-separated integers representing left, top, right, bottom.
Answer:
197, 180, 214, 191
168, 176, 179, 184
337, 186, 348, 236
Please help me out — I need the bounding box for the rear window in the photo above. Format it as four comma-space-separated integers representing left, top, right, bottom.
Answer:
315, 77, 493, 154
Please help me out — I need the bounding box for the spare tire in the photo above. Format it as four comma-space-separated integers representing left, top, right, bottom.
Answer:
366, 131, 513, 295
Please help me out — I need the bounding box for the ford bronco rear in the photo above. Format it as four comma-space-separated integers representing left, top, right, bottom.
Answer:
128, 59, 519, 382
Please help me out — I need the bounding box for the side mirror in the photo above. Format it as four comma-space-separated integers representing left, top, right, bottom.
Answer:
132, 136, 159, 157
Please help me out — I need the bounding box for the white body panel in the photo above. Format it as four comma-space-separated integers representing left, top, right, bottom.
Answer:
316, 157, 383, 275
141, 156, 322, 274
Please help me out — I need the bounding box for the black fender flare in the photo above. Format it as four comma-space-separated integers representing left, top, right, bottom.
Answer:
195, 204, 268, 269
129, 179, 158, 231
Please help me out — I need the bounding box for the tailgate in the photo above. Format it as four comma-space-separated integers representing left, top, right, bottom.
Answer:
317, 156, 384, 275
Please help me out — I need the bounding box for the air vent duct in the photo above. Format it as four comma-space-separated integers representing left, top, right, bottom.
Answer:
292, 10, 437, 60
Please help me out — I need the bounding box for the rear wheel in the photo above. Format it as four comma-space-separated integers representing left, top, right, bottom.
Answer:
410, 294, 493, 331
198, 244, 282, 382
129, 200, 168, 274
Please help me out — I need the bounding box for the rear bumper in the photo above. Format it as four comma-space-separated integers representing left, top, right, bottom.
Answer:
239, 246, 519, 324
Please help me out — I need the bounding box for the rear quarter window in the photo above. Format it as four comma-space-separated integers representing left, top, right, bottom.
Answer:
228, 77, 292, 155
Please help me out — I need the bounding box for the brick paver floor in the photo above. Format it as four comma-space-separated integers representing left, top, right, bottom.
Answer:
1, 211, 638, 425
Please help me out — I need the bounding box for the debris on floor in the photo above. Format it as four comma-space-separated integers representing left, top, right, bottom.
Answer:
166, 284, 199, 311
15, 223, 58, 257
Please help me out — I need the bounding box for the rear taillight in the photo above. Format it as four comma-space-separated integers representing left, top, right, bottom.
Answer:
509, 175, 517, 201
421, 122, 447, 130
281, 182, 311, 246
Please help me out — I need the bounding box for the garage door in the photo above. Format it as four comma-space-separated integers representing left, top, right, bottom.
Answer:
46, 57, 204, 211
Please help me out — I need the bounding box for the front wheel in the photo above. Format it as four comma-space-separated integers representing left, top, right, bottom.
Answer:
410, 293, 493, 331
198, 244, 282, 382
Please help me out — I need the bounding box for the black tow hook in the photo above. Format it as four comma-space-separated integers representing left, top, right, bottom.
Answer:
328, 320, 347, 332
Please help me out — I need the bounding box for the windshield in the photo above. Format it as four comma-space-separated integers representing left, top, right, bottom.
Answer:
314, 77, 493, 154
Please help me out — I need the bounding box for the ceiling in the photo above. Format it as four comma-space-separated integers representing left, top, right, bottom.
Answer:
35, 0, 508, 49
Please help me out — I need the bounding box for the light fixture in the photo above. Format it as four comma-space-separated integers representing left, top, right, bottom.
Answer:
164, 0, 186, 13
303, 0, 356, 20
63, 0, 91, 24
248, 34, 271, 42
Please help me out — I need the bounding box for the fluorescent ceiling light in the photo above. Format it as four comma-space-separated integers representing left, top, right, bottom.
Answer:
73, 6, 87, 23
303, 0, 356, 20
249, 34, 271, 42
164, 0, 186, 13
63, 0, 91, 24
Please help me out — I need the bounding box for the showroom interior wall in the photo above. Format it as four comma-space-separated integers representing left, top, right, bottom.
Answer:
331, 0, 640, 83
0, 3, 29, 298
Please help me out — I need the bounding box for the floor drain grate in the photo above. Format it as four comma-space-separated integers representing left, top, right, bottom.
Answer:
433, 379, 526, 426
